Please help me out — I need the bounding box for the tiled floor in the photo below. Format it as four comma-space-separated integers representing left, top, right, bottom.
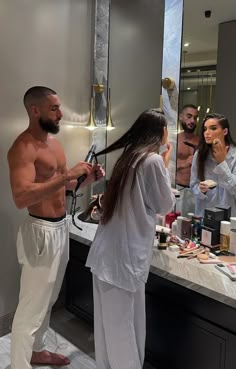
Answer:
0, 327, 95, 369
0, 307, 155, 369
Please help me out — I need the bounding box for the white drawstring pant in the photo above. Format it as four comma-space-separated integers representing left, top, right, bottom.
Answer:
11, 215, 70, 369
93, 275, 146, 369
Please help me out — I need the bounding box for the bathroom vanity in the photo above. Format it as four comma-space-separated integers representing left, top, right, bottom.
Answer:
66, 219, 236, 369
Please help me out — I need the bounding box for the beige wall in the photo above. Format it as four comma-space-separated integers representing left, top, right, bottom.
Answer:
0, 0, 93, 323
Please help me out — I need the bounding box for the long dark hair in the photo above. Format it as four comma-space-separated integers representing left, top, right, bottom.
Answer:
197, 113, 236, 180
95, 108, 167, 224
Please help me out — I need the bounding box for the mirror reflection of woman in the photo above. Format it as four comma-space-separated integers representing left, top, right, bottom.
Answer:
190, 113, 236, 217
86, 109, 175, 369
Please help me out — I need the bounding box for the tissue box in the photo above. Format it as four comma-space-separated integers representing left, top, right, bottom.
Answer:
201, 225, 220, 246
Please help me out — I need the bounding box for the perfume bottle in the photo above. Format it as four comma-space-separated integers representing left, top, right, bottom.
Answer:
158, 229, 168, 250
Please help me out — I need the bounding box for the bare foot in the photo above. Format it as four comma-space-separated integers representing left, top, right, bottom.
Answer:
31, 350, 70, 366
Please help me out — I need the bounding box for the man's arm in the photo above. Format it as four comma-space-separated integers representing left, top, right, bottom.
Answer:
65, 163, 105, 191
8, 142, 92, 209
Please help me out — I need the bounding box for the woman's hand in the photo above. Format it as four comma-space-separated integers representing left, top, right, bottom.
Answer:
212, 139, 228, 163
199, 182, 209, 193
161, 143, 172, 168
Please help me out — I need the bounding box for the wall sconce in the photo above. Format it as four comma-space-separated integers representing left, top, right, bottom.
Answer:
106, 88, 115, 130
93, 84, 105, 93
85, 85, 97, 130
161, 77, 175, 90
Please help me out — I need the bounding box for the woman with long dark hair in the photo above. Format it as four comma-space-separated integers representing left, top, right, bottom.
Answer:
190, 112, 236, 216
86, 108, 175, 369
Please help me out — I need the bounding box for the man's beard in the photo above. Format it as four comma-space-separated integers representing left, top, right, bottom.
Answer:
181, 121, 196, 134
39, 117, 60, 134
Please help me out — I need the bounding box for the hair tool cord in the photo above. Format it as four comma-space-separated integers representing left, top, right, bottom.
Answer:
71, 145, 97, 231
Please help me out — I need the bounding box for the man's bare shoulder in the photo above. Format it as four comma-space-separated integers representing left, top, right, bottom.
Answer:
8, 131, 37, 162
47, 135, 64, 150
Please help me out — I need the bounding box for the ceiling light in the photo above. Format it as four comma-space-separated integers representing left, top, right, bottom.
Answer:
184, 42, 190, 47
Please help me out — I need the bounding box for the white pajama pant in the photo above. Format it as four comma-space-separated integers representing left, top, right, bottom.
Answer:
93, 275, 146, 369
11, 215, 70, 369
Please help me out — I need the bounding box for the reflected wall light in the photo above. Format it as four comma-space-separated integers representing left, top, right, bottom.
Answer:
85, 85, 97, 130
197, 69, 202, 114
106, 88, 115, 130
205, 72, 212, 114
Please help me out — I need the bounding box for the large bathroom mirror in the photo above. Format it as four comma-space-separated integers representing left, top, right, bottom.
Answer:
176, 0, 236, 215
179, 0, 236, 132
105, 0, 165, 177
106, 0, 183, 183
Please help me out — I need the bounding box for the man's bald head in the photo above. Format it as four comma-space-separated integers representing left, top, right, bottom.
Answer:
23, 86, 57, 112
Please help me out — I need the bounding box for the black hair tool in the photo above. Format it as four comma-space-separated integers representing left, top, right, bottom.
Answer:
74, 144, 97, 192
72, 144, 97, 231
183, 141, 197, 153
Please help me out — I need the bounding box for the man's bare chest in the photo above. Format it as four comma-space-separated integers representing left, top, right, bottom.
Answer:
34, 147, 65, 181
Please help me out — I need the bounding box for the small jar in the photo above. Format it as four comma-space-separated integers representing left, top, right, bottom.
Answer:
220, 221, 230, 252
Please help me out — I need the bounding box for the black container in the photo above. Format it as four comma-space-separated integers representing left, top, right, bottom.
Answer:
204, 208, 225, 229
215, 206, 231, 221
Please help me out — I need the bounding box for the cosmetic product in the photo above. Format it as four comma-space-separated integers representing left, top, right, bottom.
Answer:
156, 225, 171, 234
230, 217, 236, 229
192, 216, 202, 240
156, 214, 164, 226
176, 216, 184, 239
215, 264, 236, 281
171, 220, 178, 236
220, 221, 230, 252
199, 258, 220, 264
201, 225, 220, 247
158, 229, 168, 250
229, 217, 236, 255
204, 208, 225, 230
201, 179, 217, 189
226, 264, 235, 275
229, 230, 236, 255
181, 218, 192, 240
165, 212, 176, 229
209, 252, 217, 259
187, 213, 194, 220
168, 244, 179, 252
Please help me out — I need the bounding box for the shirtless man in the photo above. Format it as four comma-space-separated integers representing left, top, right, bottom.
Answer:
176, 105, 199, 216
176, 104, 199, 187
7, 86, 105, 369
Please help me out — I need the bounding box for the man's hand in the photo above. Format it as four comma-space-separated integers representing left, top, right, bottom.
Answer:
67, 161, 93, 181
186, 154, 194, 166
81, 164, 105, 187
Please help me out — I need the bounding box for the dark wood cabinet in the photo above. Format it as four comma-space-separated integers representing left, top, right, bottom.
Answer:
66, 238, 236, 369
66, 239, 94, 323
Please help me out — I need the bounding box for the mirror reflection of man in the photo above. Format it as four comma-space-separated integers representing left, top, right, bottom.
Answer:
176, 105, 199, 216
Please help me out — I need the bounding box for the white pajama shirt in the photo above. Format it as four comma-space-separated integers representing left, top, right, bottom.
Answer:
86, 153, 175, 369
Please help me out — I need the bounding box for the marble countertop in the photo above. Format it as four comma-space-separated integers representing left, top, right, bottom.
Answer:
70, 217, 236, 308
